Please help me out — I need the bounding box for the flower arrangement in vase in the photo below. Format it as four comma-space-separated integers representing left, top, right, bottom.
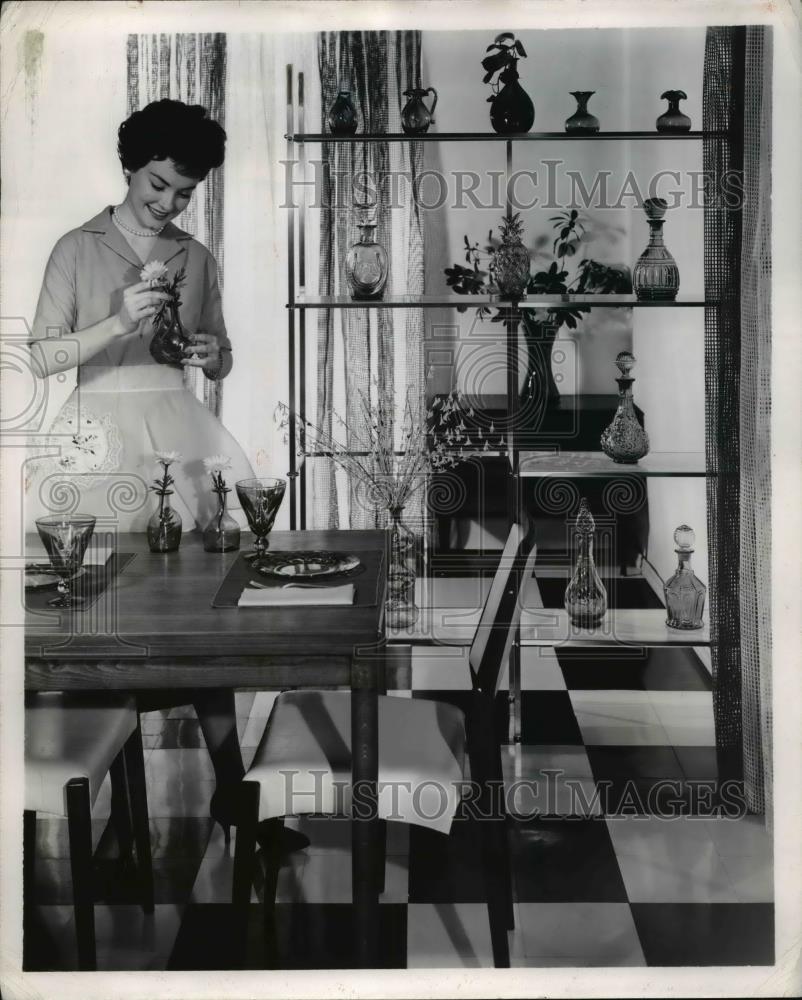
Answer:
276, 380, 484, 627
147, 451, 183, 552
142, 260, 190, 366
202, 455, 241, 552
481, 32, 535, 134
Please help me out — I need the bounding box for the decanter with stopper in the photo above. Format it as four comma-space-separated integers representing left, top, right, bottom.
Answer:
664, 525, 706, 629
600, 351, 650, 464
633, 197, 680, 301
564, 499, 608, 628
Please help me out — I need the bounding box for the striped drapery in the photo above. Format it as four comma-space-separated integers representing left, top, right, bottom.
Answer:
314, 31, 425, 530
126, 33, 226, 417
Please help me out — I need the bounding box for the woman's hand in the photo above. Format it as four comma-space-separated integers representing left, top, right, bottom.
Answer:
182, 332, 222, 372
117, 281, 169, 335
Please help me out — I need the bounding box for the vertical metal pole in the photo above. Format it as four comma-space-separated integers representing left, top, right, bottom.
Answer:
298, 72, 308, 529
286, 65, 297, 529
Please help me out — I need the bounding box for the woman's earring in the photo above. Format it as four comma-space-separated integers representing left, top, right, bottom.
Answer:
123, 170, 131, 185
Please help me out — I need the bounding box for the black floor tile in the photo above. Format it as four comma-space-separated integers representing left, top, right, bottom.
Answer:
32, 857, 202, 905
587, 745, 684, 781
557, 646, 712, 691
23, 907, 71, 971
168, 903, 407, 970
536, 576, 664, 611
408, 809, 487, 904
509, 816, 627, 902
92, 815, 214, 861
411, 689, 509, 739
519, 691, 583, 744
631, 903, 774, 966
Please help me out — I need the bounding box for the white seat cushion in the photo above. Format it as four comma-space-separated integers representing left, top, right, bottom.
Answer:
25, 692, 137, 817
246, 691, 467, 835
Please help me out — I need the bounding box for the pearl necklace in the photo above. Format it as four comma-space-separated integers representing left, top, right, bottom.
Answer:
112, 206, 165, 238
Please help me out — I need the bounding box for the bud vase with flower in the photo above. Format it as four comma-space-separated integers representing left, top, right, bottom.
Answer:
202, 454, 241, 552
147, 451, 183, 552
141, 260, 192, 366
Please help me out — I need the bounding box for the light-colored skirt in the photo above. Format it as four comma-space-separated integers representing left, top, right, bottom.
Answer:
26, 364, 255, 533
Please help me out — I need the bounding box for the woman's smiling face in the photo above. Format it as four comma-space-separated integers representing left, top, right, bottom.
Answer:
125, 158, 201, 231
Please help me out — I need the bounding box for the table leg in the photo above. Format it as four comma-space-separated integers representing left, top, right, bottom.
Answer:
350, 653, 379, 967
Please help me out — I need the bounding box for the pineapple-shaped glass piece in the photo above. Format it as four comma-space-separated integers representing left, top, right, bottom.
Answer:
600, 351, 650, 464
564, 499, 608, 627
664, 525, 706, 629
491, 212, 531, 299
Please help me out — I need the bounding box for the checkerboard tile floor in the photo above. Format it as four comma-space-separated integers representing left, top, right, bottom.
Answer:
23, 576, 774, 970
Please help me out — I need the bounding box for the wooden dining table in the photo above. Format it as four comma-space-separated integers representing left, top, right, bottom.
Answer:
25, 528, 388, 967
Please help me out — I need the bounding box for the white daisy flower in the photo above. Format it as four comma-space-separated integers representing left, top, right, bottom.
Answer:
203, 454, 232, 476
141, 260, 169, 285
155, 450, 182, 467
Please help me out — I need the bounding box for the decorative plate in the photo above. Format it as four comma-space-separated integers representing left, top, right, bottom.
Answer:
252, 551, 361, 579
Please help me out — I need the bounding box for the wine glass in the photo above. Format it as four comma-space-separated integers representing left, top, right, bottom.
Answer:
235, 478, 286, 559
35, 515, 96, 608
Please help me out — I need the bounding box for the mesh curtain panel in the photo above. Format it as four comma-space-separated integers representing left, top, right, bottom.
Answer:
739, 27, 773, 819
314, 32, 425, 531
126, 33, 226, 418
703, 26, 772, 816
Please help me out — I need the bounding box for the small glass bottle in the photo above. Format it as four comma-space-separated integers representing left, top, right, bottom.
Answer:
656, 89, 691, 132
600, 351, 650, 464
203, 488, 241, 553
664, 525, 706, 629
633, 197, 680, 301
565, 91, 600, 133
147, 490, 183, 553
149, 300, 192, 367
345, 221, 388, 300
564, 499, 607, 627
327, 85, 358, 135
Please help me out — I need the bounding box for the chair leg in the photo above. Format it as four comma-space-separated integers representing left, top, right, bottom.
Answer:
65, 778, 97, 971
109, 749, 134, 867
23, 809, 37, 968
479, 815, 511, 968
376, 819, 387, 895
122, 718, 154, 914
259, 817, 284, 969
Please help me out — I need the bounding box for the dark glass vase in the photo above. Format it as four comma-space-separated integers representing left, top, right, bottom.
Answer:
401, 85, 437, 135
564, 499, 607, 628
345, 222, 388, 300
600, 351, 650, 463
147, 491, 182, 553
327, 89, 358, 135
489, 65, 534, 134
565, 91, 600, 133
203, 489, 240, 553
664, 525, 706, 629
520, 315, 561, 416
656, 89, 691, 132
386, 505, 419, 629
633, 198, 680, 301
149, 300, 191, 367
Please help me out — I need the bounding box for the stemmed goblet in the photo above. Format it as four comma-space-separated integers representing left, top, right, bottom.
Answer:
35, 514, 96, 608
235, 478, 286, 560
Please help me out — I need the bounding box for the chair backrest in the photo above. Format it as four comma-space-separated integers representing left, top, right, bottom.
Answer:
468, 522, 537, 697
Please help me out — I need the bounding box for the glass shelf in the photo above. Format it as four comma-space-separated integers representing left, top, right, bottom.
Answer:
289, 293, 715, 310
519, 450, 709, 477
288, 131, 724, 144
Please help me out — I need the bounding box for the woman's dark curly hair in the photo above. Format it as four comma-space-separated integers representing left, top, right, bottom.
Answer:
117, 99, 226, 180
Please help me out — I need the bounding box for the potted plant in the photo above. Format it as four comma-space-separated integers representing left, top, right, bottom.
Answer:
481, 32, 535, 134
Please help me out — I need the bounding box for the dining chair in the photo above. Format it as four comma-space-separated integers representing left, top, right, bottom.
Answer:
24, 692, 154, 971
232, 522, 537, 968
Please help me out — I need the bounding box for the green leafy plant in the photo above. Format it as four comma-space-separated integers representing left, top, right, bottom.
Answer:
481, 32, 527, 98
445, 210, 632, 329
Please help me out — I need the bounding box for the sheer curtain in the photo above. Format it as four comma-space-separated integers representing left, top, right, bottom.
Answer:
126, 32, 227, 417
313, 31, 425, 531
703, 25, 772, 818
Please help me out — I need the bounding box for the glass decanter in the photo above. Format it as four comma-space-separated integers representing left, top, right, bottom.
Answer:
564, 499, 608, 627
202, 488, 241, 553
327, 86, 358, 135
147, 490, 183, 553
600, 351, 650, 464
633, 197, 680, 301
664, 525, 706, 629
345, 221, 388, 300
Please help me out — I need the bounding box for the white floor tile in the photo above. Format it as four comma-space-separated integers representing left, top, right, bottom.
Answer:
569, 691, 669, 746
701, 814, 774, 857
605, 815, 739, 902
411, 647, 472, 690
516, 902, 645, 966
406, 902, 499, 968
718, 854, 774, 902
648, 691, 715, 746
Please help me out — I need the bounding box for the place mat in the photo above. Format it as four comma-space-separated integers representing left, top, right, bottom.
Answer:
24, 553, 136, 613
212, 548, 383, 609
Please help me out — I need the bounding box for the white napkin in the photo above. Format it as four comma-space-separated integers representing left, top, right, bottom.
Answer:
238, 583, 355, 607
27, 539, 114, 567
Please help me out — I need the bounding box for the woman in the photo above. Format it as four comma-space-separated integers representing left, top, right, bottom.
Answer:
28, 99, 253, 840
